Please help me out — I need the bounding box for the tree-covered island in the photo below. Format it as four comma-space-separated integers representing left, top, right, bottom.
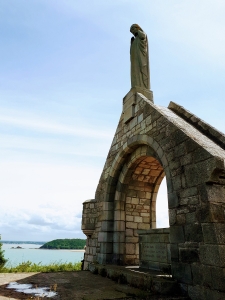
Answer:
40, 239, 86, 250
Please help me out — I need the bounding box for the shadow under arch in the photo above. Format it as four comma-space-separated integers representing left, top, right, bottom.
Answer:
101, 134, 172, 265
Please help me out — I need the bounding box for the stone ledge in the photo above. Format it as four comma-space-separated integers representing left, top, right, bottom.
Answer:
138, 228, 170, 235
168, 101, 225, 151
88, 263, 183, 296
83, 199, 96, 204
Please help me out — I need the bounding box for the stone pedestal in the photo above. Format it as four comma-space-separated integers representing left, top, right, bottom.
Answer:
123, 87, 153, 123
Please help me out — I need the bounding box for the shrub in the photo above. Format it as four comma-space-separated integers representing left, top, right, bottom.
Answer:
0, 261, 82, 273
0, 235, 7, 268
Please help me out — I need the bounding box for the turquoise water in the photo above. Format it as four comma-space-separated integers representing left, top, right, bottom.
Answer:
2, 243, 84, 267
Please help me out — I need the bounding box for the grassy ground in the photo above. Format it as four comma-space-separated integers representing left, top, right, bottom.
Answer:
0, 261, 82, 272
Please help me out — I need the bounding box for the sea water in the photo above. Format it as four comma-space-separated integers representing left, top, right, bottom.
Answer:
2, 243, 85, 267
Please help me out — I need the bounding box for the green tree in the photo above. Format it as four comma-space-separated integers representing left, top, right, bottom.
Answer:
0, 235, 7, 268
40, 238, 86, 249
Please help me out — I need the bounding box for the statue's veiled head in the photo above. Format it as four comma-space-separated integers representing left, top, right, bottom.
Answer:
130, 24, 143, 36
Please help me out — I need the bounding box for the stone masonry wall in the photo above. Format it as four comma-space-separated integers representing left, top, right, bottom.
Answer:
82, 88, 225, 299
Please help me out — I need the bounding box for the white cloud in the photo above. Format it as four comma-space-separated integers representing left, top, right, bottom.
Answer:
0, 160, 100, 240
0, 134, 110, 158
0, 113, 113, 140
0, 161, 100, 210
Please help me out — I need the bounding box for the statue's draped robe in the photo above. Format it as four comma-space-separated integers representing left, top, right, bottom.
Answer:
130, 30, 150, 89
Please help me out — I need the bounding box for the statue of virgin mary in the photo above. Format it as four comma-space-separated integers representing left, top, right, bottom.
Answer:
130, 24, 150, 90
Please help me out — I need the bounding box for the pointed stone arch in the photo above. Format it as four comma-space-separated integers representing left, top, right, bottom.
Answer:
82, 92, 225, 299
112, 144, 167, 265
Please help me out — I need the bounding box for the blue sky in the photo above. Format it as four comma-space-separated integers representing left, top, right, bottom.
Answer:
0, 1, 225, 241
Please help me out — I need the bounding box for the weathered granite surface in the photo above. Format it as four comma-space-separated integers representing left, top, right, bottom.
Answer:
82, 87, 225, 300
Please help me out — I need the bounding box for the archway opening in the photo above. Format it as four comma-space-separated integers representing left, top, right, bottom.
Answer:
114, 150, 169, 265
156, 177, 169, 228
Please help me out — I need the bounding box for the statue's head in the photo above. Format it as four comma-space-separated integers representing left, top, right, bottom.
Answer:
130, 24, 143, 35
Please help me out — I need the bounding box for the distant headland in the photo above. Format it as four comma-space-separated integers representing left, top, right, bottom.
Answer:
2, 241, 45, 245
40, 239, 86, 250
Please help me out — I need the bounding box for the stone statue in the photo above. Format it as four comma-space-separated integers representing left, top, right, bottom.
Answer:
130, 24, 150, 90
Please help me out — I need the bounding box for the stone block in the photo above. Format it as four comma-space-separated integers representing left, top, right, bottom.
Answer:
97, 253, 113, 264
188, 285, 205, 300
138, 113, 143, 123
89, 238, 97, 247
137, 223, 150, 230
126, 236, 138, 243
202, 223, 225, 244
202, 223, 217, 244
126, 243, 135, 254
199, 244, 225, 267
100, 242, 113, 254
179, 248, 199, 263
211, 266, 225, 291
168, 192, 179, 209
105, 192, 115, 202
198, 203, 225, 223
136, 243, 139, 254
171, 262, 192, 284
169, 209, 176, 225
114, 210, 125, 221
101, 221, 114, 231
126, 221, 137, 229
132, 212, 139, 216
114, 220, 125, 231
173, 175, 182, 191
189, 283, 225, 300
176, 214, 186, 225
90, 247, 96, 256
206, 184, 225, 203
193, 148, 211, 163
205, 289, 225, 300
179, 187, 198, 198
126, 229, 133, 236
101, 210, 114, 221
126, 215, 134, 222
170, 243, 179, 261
184, 224, 203, 242
114, 200, 125, 211
215, 223, 225, 244
191, 263, 212, 287
159, 234, 170, 243
167, 244, 171, 263
114, 191, 121, 201
131, 197, 139, 204
113, 231, 125, 243
170, 226, 185, 243
103, 201, 114, 211
140, 212, 149, 217
134, 216, 142, 223
185, 212, 197, 224
143, 216, 150, 223
113, 242, 124, 254
98, 232, 113, 243
185, 164, 201, 187
146, 234, 160, 243
86, 254, 94, 262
